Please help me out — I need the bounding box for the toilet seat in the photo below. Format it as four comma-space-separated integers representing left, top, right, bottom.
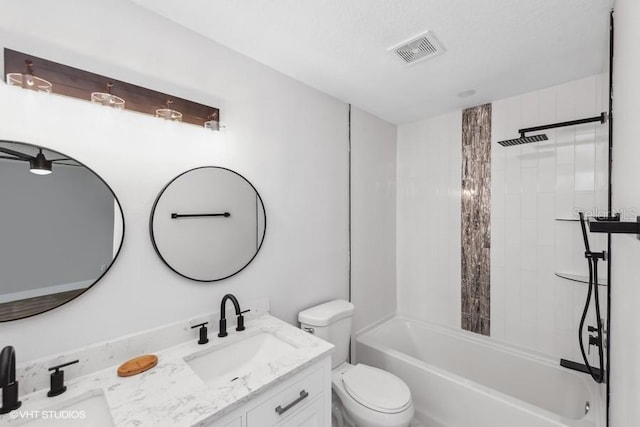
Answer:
341, 364, 412, 414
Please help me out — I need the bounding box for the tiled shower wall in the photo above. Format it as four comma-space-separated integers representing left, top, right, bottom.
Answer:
397, 74, 608, 362
491, 74, 609, 362
397, 111, 462, 328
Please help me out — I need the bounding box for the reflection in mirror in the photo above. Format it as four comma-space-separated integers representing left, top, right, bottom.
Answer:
0, 141, 124, 321
150, 166, 266, 282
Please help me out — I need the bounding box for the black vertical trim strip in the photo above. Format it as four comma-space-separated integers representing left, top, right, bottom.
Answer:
606, 9, 614, 427
348, 104, 352, 364
348, 104, 352, 304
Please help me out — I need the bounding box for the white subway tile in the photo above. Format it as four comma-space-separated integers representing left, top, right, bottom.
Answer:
521, 167, 538, 194
521, 243, 538, 272
573, 76, 598, 117
537, 87, 557, 125
554, 223, 574, 271
556, 132, 575, 165
521, 192, 537, 220
556, 82, 577, 122
521, 271, 538, 322
554, 328, 575, 360
491, 266, 506, 340
491, 219, 505, 268
521, 219, 538, 245
538, 153, 557, 193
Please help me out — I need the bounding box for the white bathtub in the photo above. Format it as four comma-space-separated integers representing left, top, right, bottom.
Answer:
355, 316, 605, 427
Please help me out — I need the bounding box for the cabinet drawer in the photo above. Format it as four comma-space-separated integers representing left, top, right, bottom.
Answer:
247, 367, 324, 426
223, 417, 242, 427
277, 396, 324, 427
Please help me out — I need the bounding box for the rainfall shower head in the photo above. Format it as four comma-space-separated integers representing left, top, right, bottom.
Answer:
497, 133, 548, 147
497, 113, 607, 148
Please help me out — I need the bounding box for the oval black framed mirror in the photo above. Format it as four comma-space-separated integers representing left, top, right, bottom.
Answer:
150, 166, 266, 282
0, 140, 125, 322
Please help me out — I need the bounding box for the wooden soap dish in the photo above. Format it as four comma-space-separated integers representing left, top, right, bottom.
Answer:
117, 354, 158, 377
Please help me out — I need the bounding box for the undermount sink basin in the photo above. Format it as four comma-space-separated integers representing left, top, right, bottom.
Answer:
185, 332, 296, 388
15, 390, 113, 427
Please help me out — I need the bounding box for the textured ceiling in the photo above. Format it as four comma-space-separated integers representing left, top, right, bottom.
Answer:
131, 0, 613, 124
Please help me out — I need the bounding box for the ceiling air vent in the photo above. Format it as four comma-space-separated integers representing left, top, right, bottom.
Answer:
390, 31, 445, 65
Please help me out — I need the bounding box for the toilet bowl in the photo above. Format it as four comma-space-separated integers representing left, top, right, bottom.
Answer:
332, 362, 414, 427
298, 300, 414, 427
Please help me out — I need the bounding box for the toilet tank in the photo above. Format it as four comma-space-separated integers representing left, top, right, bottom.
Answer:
298, 300, 354, 369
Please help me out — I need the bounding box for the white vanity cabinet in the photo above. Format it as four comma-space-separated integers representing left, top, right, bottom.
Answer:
7, 313, 334, 427
209, 356, 331, 427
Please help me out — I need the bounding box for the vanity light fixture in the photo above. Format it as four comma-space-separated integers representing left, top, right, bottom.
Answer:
91, 82, 125, 109
6, 60, 53, 93
155, 99, 183, 122
204, 112, 220, 131
29, 149, 52, 175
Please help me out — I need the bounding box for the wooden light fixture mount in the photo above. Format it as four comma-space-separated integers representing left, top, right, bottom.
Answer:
4, 48, 219, 127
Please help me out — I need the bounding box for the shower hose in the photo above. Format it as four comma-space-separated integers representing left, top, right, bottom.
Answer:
578, 212, 605, 383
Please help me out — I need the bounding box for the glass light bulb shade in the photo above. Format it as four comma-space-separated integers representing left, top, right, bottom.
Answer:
6, 73, 53, 93
155, 108, 183, 122
29, 167, 52, 175
91, 92, 125, 109
29, 153, 53, 175
204, 120, 220, 131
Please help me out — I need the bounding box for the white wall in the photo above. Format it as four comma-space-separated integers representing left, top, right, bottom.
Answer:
610, 0, 640, 424
350, 107, 397, 335
0, 0, 351, 361
491, 75, 609, 363
397, 111, 462, 328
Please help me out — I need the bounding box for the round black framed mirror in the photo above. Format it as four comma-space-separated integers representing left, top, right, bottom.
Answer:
150, 166, 266, 282
0, 140, 125, 322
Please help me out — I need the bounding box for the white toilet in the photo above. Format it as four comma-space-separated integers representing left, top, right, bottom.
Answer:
299, 300, 414, 427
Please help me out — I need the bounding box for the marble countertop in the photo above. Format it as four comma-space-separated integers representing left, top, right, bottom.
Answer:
1, 314, 333, 426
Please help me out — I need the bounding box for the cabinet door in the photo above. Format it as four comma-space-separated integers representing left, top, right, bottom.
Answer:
277, 396, 325, 427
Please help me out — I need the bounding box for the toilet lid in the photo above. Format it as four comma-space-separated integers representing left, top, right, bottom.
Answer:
342, 364, 411, 414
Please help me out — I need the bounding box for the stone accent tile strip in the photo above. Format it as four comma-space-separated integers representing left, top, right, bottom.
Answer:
461, 103, 491, 336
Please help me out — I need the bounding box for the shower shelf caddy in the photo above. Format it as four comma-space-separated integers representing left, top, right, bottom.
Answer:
554, 272, 607, 286
589, 217, 640, 239
555, 217, 640, 283
554, 217, 609, 285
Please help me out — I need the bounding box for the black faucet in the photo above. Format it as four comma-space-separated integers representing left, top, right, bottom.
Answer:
47, 360, 79, 397
0, 346, 21, 414
191, 322, 210, 345
218, 294, 249, 337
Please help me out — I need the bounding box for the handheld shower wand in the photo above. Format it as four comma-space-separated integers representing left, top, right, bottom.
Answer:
577, 212, 605, 383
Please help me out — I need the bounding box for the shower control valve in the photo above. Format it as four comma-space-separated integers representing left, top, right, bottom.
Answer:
587, 335, 600, 355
